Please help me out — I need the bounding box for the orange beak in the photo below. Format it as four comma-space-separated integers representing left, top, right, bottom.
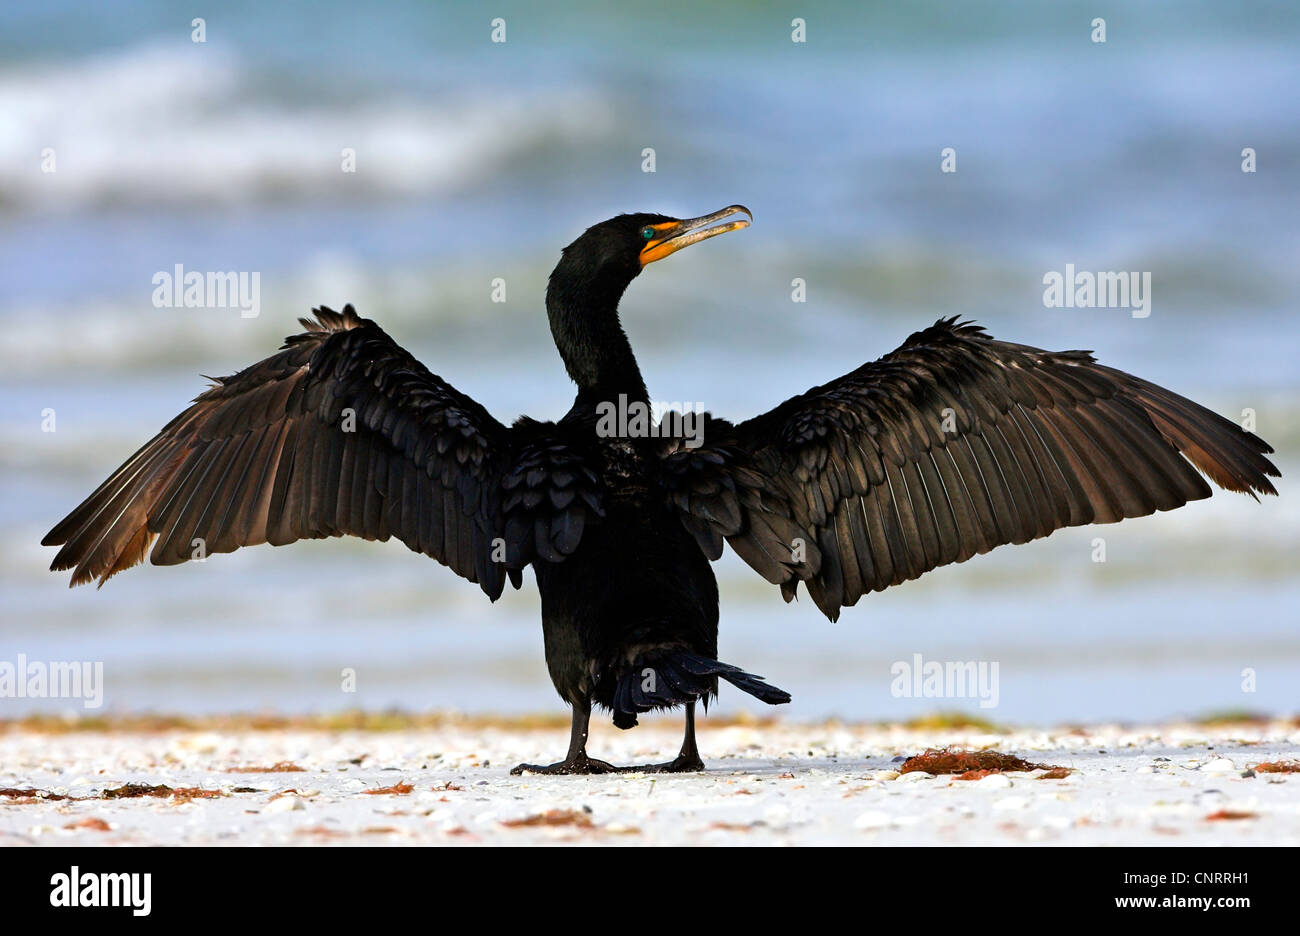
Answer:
639, 205, 752, 267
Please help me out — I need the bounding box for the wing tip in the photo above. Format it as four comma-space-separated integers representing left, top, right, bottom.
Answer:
303, 303, 363, 332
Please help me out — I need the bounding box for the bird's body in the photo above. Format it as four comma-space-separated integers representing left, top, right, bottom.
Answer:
536, 460, 722, 704
44, 206, 1280, 773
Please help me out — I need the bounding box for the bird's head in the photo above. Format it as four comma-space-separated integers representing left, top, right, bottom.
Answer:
552, 205, 753, 294
546, 205, 751, 400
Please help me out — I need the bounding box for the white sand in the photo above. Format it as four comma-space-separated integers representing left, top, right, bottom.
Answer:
2, 718, 1297, 845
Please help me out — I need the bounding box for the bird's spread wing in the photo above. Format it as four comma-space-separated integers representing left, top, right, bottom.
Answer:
665, 317, 1280, 620
44, 305, 532, 596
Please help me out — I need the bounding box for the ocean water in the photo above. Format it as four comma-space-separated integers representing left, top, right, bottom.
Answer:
2, 1, 1297, 725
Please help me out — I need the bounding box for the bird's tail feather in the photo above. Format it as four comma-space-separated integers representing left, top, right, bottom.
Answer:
603, 650, 791, 730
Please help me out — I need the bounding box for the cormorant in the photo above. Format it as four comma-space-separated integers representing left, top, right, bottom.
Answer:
44, 205, 1280, 774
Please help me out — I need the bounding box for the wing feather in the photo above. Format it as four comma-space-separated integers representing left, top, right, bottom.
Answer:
43, 305, 536, 596
663, 318, 1279, 620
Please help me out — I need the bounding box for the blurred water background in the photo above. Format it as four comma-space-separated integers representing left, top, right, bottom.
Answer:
2, 0, 1297, 725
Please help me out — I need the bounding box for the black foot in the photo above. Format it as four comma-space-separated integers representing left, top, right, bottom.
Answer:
620, 753, 706, 774
510, 754, 621, 776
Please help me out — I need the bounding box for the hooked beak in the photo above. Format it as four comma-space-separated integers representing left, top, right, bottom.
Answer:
639, 205, 752, 267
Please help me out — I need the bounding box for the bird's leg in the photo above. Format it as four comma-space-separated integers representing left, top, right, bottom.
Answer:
510, 698, 620, 775
620, 701, 706, 774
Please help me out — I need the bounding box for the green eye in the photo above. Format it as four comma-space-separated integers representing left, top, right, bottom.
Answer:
640, 226, 655, 240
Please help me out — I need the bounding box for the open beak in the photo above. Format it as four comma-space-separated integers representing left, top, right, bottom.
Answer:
639, 205, 752, 266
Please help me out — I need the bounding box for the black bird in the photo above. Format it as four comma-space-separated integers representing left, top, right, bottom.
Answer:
44, 206, 1280, 774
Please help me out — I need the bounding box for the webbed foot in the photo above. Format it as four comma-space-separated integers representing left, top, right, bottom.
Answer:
510, 753, 621, 776
619, 752, 706, 774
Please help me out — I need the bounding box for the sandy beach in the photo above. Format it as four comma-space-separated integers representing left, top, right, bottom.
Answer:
2, 714, 1296, 846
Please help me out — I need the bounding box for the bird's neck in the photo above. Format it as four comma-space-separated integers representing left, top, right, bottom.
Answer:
546, 270, 649, 409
